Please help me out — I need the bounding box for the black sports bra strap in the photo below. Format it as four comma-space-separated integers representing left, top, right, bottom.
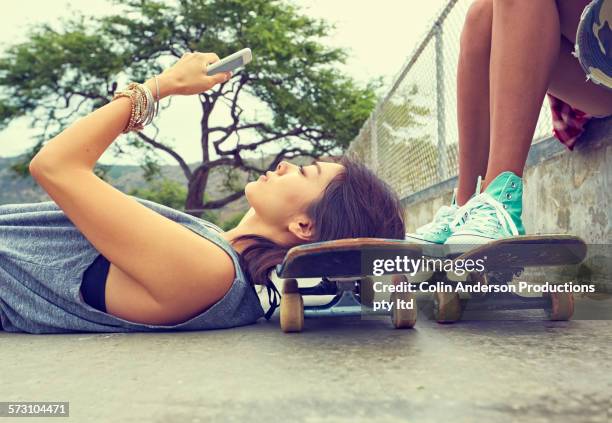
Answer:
264, 281, 281, 320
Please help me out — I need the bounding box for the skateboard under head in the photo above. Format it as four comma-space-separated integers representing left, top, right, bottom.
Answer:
275, 238, 444, 278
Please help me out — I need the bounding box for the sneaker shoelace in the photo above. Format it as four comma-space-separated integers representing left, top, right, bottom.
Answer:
450, 192, 519, 237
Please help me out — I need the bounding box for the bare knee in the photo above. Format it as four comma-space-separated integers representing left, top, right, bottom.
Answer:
460, 0, 493, 57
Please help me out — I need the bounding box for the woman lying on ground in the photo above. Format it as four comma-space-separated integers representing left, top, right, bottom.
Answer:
0, 52, 405, 334
405, 0, 612, 250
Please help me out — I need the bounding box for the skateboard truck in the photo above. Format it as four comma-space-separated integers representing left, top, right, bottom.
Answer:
277, 274, 418, 333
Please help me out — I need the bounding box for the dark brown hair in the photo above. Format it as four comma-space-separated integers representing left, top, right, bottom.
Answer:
231, 154, 406, 291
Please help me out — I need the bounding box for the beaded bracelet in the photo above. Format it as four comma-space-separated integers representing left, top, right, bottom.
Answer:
112, 79, 160, 133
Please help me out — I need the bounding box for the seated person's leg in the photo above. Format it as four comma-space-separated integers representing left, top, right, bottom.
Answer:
456, 0, 494, 207
405, 0, 493, 244
447, 0, 562, 248
408, 0, 610, 247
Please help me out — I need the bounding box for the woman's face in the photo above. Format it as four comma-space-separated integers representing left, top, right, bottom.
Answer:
245, 159, 345, 229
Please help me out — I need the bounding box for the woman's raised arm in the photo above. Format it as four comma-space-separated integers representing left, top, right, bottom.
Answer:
28, 53, 235, 316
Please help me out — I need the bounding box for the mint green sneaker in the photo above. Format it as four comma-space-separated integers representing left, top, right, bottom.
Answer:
444, 171, 526, 254
404, 193, 459, 244
405, 177, 483, 244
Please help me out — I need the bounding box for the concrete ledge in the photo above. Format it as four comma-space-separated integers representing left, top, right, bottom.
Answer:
401, 116, 611, 208
400, 116, 611, 243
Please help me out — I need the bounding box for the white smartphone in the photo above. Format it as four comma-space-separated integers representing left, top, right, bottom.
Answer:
206, 48, 253, 76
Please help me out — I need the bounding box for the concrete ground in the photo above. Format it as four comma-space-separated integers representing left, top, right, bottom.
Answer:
1, 304, 611, 423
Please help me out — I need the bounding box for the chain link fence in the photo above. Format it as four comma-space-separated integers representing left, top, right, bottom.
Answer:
347, 0, 554, 200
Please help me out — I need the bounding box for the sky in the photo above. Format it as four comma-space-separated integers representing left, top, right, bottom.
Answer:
0, 0, 448, 165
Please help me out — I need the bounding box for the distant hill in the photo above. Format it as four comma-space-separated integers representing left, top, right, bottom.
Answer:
0, 155, 49, 204
0, 154, 259, 223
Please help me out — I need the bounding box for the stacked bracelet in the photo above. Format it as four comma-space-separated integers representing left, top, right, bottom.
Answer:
112, 78, 161, 133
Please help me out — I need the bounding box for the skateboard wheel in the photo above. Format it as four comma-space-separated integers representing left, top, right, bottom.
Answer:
547, 292, 574, 321
391, 291, 417, 329
359, 276, 375, 308
280, 279, 304, 333
433, 292, 462, 323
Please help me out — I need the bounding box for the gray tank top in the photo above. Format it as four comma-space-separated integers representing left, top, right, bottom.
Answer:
0, 197, 265, 333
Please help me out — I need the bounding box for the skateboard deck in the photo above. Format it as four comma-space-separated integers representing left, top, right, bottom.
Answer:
453, 234, 587, 271
275, 237, 445, 279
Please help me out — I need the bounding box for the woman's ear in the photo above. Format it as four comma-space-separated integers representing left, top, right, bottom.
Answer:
287, 215, 315, 242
